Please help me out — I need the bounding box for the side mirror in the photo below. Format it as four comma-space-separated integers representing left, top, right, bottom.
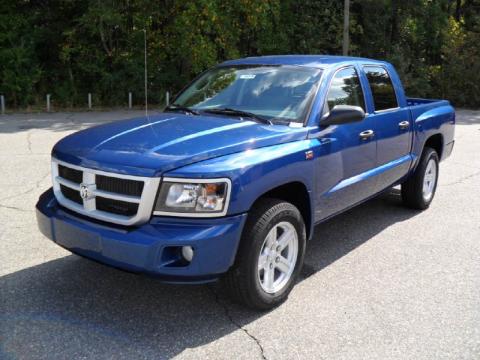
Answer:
321, 105, 365, 126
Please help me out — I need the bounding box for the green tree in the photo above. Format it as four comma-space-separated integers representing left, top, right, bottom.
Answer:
0, 1, 41, 107
0, 0, 479, 109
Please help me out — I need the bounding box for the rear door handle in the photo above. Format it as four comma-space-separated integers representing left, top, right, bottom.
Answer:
398, 120, 410, 130
359, 129, 375, 140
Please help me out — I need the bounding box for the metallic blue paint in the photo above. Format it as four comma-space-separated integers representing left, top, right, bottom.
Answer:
221, 55, 386, 70
52, 114, 308, 177
36, 189, 246, 282
168, 139, 317, 212
409, 102, 455, 163
327, 154, 413, 194
38, 55, 455, 281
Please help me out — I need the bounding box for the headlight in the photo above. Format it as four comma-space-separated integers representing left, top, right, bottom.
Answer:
153, 178, 231, 217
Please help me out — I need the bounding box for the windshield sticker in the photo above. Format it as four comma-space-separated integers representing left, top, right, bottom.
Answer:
239, 74, 256, 79
289, 122, 304, 128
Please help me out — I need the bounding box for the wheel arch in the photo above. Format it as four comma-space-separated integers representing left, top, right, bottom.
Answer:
250, 181, 314, 241
424, 133, 444, 160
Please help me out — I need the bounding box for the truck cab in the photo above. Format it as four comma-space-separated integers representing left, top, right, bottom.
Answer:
37, 55, 455, 309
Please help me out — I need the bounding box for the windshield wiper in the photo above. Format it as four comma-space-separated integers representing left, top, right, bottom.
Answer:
164, 104, 200, 115
203, 107, 272, 125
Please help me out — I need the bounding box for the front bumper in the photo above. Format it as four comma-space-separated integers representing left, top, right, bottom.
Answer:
36, 188, 247, 283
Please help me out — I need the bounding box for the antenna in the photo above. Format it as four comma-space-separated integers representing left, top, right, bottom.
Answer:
143, 29, 148, 118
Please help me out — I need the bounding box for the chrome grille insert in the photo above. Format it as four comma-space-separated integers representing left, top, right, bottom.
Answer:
52, 158, 160, 226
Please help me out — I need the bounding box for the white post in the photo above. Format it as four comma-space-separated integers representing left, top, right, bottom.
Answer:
166, 91, 170, 106
128, 92, 132, 109
88, 93, 92, 109
0, 95, 4, 115
46, 94, 51, 112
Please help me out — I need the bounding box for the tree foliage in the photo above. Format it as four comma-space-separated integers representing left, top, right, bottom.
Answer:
0, 0, 479, 109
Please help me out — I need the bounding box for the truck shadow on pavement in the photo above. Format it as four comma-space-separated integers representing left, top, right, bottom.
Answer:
0, 189, 417, 359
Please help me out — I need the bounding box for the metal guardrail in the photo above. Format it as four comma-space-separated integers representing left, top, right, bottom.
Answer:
0, 91, 171, 114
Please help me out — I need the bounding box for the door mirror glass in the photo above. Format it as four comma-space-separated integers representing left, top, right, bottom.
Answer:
321, 105, 365, 126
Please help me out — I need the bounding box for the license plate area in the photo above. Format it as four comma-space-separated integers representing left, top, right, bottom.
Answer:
54, 219, 101, 252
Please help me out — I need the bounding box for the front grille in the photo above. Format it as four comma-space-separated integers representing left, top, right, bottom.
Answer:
52, 159, 160, 226
96, 196, 139, 216
60, 184, 82, 204
96, 175, 144, 197
58, 164, 82, 183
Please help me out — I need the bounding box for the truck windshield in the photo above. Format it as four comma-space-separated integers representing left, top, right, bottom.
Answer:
173, 65, 322, 124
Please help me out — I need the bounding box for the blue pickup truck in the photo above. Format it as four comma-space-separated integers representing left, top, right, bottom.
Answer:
37, 55, 455, 309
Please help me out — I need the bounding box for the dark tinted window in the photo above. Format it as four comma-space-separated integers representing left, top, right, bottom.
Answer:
364, 66, 398, 111
326, 67, 365, 111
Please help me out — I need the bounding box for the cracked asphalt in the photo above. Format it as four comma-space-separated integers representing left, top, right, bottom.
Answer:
1, 109, 479, 359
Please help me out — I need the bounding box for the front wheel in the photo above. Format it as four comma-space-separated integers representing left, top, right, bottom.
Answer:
401, 147, 439, 210
223, 198, 306, 310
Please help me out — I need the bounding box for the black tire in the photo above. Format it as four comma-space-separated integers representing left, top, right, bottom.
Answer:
401, 147, 439, 210
223, 198, 306, 310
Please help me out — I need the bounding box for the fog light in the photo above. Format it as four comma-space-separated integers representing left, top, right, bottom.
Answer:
181, 246, 194, 262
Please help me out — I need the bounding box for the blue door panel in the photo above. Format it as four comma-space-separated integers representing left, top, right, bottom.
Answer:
318, 154, 412, 220
369, 108, 413, 189
374, 109, 412, 165
373, 154, 413, 188
359, 64, 414, 191
313, 116, 377, 221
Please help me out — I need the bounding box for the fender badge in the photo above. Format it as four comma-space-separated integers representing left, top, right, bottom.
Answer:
305, 150, 314, 160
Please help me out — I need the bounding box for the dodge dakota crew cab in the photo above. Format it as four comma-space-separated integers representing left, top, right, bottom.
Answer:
36, 55, 455, 309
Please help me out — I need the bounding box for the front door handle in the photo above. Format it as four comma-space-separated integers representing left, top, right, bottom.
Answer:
359, 129, 375, 140
398, 120, 410, 130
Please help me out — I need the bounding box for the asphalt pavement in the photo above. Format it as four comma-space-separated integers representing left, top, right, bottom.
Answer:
0, 109, 479, 359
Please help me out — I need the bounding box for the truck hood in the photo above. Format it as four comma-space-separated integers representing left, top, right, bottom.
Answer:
52, 113, 308, 177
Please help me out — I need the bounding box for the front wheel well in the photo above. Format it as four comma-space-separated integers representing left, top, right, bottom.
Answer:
252, 182, 312, 240
424, 134, 443, 160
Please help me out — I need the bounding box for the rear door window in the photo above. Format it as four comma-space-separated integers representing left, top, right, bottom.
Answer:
363, 66, 398, 111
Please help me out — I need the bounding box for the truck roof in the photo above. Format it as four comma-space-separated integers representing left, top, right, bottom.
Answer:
220, 55, 388, 68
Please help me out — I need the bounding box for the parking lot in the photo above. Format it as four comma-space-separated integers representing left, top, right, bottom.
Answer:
1, 109, 479, 359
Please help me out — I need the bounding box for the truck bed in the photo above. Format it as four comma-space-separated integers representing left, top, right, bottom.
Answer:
406, 97, 452, 122
405, 97, 455, 163
406, 97, 443, 106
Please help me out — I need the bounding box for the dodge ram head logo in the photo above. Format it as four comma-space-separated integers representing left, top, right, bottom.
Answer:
79, 184, 93, 200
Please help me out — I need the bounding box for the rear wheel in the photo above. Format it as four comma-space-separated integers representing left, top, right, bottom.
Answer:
223, 198, 306, 310
401, 147, 439, 210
